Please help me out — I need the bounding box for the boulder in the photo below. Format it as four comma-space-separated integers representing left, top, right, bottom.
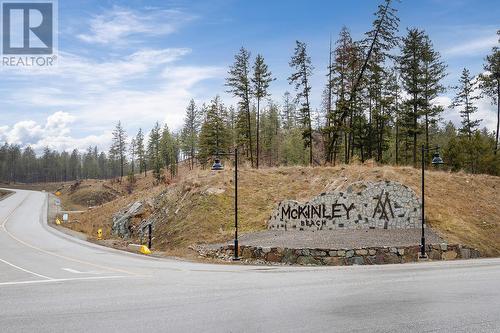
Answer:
282, 249, 298, 264
323, 257, 344, 266
348, 256, 365, 265
266, 251, 282, 263
112, 201, 145, 238
459, 248, 471, 259
355, 249, 368, 256
296, 256, 321, 265
442, 251, 458, 260
241, 247, 253, 259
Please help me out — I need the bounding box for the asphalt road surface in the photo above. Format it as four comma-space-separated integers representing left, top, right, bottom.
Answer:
1, 189, 499, 333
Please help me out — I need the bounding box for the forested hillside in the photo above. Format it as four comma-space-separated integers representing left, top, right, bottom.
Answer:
1, 0, 499, 183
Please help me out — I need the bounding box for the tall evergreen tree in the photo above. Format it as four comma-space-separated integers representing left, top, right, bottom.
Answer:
226, 47, 254, 167
329, 0, 398, 164
281, 91, 297, 130
364, 0, 400, 161
400, 28, 426, 167
148, 122, 162, 181
289, 40, 314, 165
479, 30, 500, 154
109, 121, 127, 179
252, 54, 274, 168
451, 68, 482, 139
160, 124, 177, 178
135, 128, 146, 176
130, 138, 136, 174
198, 96, 230, 164
180, 99, 201, 169
421, 34, 447, 160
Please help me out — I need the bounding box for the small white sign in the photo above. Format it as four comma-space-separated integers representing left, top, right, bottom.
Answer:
62, 213, 69, 222
55, 198, 61, 206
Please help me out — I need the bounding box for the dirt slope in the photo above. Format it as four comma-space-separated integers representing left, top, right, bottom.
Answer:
61, 163, 500, 258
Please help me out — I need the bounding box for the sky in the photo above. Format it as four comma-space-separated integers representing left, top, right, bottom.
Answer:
0, 0, 499, 153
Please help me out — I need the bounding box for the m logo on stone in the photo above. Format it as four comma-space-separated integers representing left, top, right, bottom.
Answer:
1, 1, 56, 67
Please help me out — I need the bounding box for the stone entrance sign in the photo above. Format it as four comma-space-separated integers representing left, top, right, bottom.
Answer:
268, 181, 421, 231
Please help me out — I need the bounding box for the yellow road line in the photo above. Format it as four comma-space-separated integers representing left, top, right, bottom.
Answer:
1, 192, 139, 277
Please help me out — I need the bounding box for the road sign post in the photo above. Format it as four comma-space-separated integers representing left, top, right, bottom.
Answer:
148, 224, 152, 250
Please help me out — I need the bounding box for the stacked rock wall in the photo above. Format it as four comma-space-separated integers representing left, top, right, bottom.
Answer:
198, 244, 480, 266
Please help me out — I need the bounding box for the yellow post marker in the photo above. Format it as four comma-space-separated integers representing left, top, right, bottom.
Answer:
55, 218, 61, 225
97, 228, 103, 240
140, 245, 151, 255
55, 191, 61, 197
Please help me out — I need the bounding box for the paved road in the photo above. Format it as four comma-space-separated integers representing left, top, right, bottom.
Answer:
1, 189, 499, 333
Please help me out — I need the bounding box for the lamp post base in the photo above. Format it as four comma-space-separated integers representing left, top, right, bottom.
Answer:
233, 239, 239, 261
418, 254, 429, 261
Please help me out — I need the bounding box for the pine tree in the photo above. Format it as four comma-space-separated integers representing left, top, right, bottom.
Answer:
160, 124, 176, 178
252, 54, 274, 168
479, 30, 500, 154
400, 28, 426, 167
148, 122, 162, 181
281, 91, 297, 130
451, 68, 482, 173
226, 47, 254, 167
451, 68, 482, 139
98, 152, 108, 179
135, 128, 146, 176
364, 0, 400, 161
198, 96, 230, 164
69, 149, 81, 180
328, 27, 364, 164
421, 34, 447, 161
329, 0, 398, 164
180, 99, 201, 169
110, 121, 127, 179
289, 40, 314, 165
129, 139, 136, 174
260, 102, 281, 166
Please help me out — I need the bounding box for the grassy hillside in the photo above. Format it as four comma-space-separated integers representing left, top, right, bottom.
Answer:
60, 163, 500, 258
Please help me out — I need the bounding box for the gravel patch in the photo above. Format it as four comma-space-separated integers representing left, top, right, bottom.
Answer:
211, 228, 443, 249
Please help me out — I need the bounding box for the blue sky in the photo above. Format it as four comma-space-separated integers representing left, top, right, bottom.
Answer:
0, 0, 499, 152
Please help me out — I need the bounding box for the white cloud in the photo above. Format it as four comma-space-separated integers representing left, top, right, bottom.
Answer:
77, 6, 195, 45
5, 48, 191, 86
1, 47, 224, 150
0, 111, 113, 153
442, 34, 498, 57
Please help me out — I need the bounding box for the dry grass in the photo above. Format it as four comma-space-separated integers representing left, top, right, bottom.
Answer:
54, 163, 500, 257
0, 189, 11, 199
61, 172, 165, 239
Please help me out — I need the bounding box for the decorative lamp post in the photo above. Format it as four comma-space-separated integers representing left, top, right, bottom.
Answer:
211, 148, 240, 261
420, 145, 444, 258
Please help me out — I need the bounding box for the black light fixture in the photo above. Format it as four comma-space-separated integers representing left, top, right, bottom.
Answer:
211, 158, 224, 171
211, 149, 240, 261
420, 145, 444, 258
431, 151, 444, 165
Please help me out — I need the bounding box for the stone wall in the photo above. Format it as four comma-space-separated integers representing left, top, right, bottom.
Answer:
197, 244, 480, 266
268, 181, 421, 231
